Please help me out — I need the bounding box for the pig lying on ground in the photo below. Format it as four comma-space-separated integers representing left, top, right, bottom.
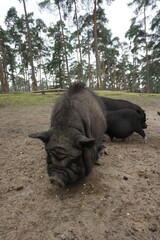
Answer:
106, 109, 146, 142
100, 96, 147, 129
29, 82, 106, 187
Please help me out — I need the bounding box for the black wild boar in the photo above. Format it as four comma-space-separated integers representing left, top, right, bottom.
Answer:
100, 96, 147, 129
106, 109, 146, 142
29, 82, 106, 187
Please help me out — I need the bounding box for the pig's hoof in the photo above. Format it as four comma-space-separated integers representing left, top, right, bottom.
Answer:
143, 136, 148, 143
95, 159, 101, 165
99, 148, 109, 156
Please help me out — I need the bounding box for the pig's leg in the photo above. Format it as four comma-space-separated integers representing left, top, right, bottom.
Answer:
135, 127, 146, 143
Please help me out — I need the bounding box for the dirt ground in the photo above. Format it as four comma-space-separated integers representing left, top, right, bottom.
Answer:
0, 97, 160, 240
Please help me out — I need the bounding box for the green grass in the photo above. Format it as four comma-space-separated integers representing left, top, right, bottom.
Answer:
96, 90, 160, 99
0, 91, 159, 107
0, 92, 60, 107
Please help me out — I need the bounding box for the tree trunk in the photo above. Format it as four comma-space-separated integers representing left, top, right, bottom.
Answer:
143, 6, 150, 93
73, 0, 83, 80
122, 56, 126, 91
102, 60, 106, 89
132, 50, 137, 92
93, 0, 101, 89
87, 29, 93, 88
22, 0, 37, 91
0, 57, 9, 92
0, 39, 9, 92
11, 70, 17, 92
57, 3, 70, 86
41, 57, 48, 89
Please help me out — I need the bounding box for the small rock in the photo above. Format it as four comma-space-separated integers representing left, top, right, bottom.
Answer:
60, 234, 68, 240
123, 176, 128, 180
15, 185, 24, 191
149, 225, 157, 232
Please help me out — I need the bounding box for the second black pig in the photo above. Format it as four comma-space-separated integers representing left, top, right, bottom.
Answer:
100, 96, 147, 129
106, 109, 146, 142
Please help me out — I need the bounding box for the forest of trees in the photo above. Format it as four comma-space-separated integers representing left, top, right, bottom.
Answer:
0, 0, 159, 93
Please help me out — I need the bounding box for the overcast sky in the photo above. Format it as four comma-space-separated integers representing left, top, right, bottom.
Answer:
0, 0, 133, 41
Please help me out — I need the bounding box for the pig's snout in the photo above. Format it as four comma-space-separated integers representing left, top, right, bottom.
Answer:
142, 122, 147, 129
50, 175, 66, 188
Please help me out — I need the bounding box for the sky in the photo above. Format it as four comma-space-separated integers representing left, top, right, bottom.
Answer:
106, 0, 133, 40
0, 0, 133, 41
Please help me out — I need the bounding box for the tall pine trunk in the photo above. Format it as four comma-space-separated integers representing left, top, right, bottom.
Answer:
87, 29, 93, 88
0, 40, 9, 92
122, 56, 126, 91
73, 0, 83, 80
143, 6, 150, 93
0, 58, 9, 92
22, 0, 37, 91
57, 3, 70, 86
132, 49, 137, 92
93, 0, 101, 89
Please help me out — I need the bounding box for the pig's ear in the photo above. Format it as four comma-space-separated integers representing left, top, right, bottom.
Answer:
75, 135, 95, 148
29, 131, 50, 143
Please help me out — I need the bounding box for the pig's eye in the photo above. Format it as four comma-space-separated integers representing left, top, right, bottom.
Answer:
70, 155, 81, 163
47, 150, 67, 161
54, 147, 68, 159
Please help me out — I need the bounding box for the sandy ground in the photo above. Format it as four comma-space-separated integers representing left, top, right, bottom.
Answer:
0, 97, 160, 240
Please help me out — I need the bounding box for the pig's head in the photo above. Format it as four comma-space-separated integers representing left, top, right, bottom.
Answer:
29, 130, 96, 187
141, 121, 147, 129
137, 108, 147, 129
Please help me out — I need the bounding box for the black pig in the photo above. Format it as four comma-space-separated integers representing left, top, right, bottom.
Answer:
100, 96, 147, 129
106, 109, 146, 142
29, 82, 106, 187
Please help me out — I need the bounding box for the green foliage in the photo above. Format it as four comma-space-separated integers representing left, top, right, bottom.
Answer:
0, 0, 160, 93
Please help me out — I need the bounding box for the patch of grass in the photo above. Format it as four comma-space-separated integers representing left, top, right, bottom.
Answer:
96, 91, 160, 100
0, 91, 159, 107
0, 92, 60, 107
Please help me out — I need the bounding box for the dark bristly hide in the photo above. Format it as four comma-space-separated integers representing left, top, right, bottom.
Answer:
100, 96, 147, 129
29, 82, 106, 187
106, 109, 146, 142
